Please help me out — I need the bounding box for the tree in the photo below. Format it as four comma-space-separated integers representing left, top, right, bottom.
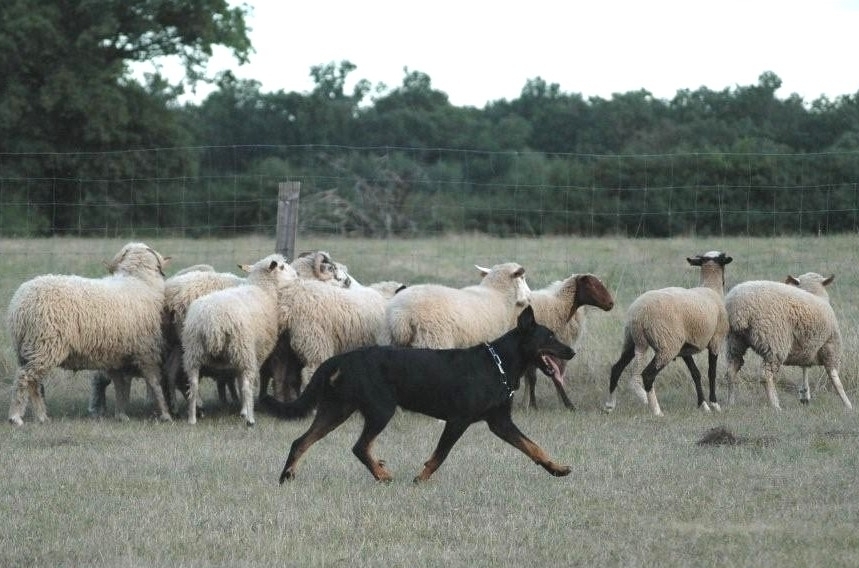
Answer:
0, 0, 251, 232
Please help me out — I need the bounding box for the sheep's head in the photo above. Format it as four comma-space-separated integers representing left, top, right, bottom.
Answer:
687, 250, 733, 267
292, 251, 351, 287
476, 262, 531, 307
785, 272, 834, 300
241, 254, 297, 286
107, 242, 171, 278
568, 273, 615, 320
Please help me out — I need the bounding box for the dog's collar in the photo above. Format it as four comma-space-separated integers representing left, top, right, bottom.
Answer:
484, 343, 514, 399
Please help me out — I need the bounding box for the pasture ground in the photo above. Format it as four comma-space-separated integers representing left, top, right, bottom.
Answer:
1, 235, 858, 567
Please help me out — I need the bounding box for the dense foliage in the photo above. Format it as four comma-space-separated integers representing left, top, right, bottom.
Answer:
2, 2, 858, 237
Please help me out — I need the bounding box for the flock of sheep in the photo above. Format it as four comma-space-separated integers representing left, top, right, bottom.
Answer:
5, 243, 853, 426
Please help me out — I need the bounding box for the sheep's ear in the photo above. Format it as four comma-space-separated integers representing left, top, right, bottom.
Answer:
687, 256, 703, 266
785, 275, 800, 286
395, 284, 408, 294
517, 305, 536, 330
720, 255, 733, 265
238, 263, 252, 273
475, 265, 490, 276
296, 251, 313, 258
823, 275, 835, 287
161, 256, 172, 266
512, 267, 525, 278
268, 260, 279, 271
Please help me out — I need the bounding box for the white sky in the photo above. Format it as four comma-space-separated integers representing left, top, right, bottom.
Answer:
156, 0, 859, 107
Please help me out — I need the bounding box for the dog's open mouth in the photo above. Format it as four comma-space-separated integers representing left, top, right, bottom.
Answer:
539, 353, 568, 387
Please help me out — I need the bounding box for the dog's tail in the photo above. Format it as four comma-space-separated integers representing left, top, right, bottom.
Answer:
258, 359, 334, 419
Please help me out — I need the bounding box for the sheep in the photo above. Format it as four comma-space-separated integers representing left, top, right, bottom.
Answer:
522, 273, 615, 410
723, 272, 853, 410
89, 251, 351, 417
181, 254, 296, 425
382, 263, 532, 349
263, 279, 407, 402
603, 251, 733, 416
7, 242, 173, 425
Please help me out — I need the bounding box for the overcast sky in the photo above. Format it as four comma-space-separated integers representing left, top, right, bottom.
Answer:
156, 0, 859, 106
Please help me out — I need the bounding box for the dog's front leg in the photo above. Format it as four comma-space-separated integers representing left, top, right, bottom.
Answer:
485, 410, 571, 477
413, 420, 470, 483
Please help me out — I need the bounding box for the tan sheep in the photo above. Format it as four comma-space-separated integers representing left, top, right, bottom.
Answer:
522, 273, 615, 410
7, 242, 173, 425
723, 272, 852, 410
604, 251, 733, 416
259, 279, 406, 410
382, 263, 531, 349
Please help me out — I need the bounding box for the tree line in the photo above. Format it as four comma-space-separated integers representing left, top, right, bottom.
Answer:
2, 1, 858, 237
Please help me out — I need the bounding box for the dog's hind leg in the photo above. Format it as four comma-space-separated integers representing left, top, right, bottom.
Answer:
352, 408, 396, 482
279, 402, 355, 483
485, 408, 571, 477
413, 420, 471, 483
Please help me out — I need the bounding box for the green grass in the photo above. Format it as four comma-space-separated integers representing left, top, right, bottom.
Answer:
1, 235, 859, 567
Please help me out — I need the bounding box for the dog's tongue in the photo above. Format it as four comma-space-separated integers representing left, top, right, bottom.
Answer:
542, 354, 567, 387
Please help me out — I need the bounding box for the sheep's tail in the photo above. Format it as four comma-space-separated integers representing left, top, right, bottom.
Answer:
258, 359, 333, 419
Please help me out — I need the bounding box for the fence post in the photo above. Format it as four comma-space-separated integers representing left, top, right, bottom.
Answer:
275, 181, 300, 261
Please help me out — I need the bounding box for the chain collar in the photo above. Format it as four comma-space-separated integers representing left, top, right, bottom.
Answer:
484, 343, 513, 399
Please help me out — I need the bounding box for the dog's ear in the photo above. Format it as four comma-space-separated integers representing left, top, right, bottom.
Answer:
518, 305, 536, 330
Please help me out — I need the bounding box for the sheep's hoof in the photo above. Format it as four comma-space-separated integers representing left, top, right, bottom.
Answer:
710, 402, 722, 412
799, 398, 810, 405
699, 402, 712, 413
188, 417, 197, 425
601, 403, 615, 414
246, 420, 255, 428
8, 416, 23, 427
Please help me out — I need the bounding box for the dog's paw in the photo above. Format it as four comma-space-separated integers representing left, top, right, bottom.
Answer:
552, 465, 572, 477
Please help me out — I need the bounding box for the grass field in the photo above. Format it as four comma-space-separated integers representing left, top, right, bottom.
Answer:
1, 235, 858, 567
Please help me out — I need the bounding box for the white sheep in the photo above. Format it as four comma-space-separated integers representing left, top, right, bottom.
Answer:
603, 251, 733, 416
7, 242, 173, 425
382, 263, 531, 349
263, 279, 407, 401
723, 272, 853, 410
522, 273, 615, 410
181, 254, 296, 425
90, 250, 352, 417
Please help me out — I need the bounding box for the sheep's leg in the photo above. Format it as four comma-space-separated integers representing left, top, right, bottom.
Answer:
707, 351, 721, 412
628, 347, 650, 404
551, 378, 576, 411
352, 408, 397, 482
641, 354, 668, 416
88, 372, 111, 417
163, 347, 184, 415
187, 367, 200, 424
824, 367, 853, 410
414, 419, 471, 483
799, 368, 811, 405
724, 335, 747, 407
141, 366, 172, 422
761, 361, 782, 410
483, 408, 571, 478
280, 402, 356, 482
9, 361, 52, 425
239, 370, 257, 426
604, 343, 635, 412
112, 374, 132, 422
681, 354, 709, 411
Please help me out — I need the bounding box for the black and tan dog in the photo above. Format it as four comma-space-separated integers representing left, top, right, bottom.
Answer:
262, 305, 574, 483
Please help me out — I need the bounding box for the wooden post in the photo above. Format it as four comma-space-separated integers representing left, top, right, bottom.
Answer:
275, 181, 300, 261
